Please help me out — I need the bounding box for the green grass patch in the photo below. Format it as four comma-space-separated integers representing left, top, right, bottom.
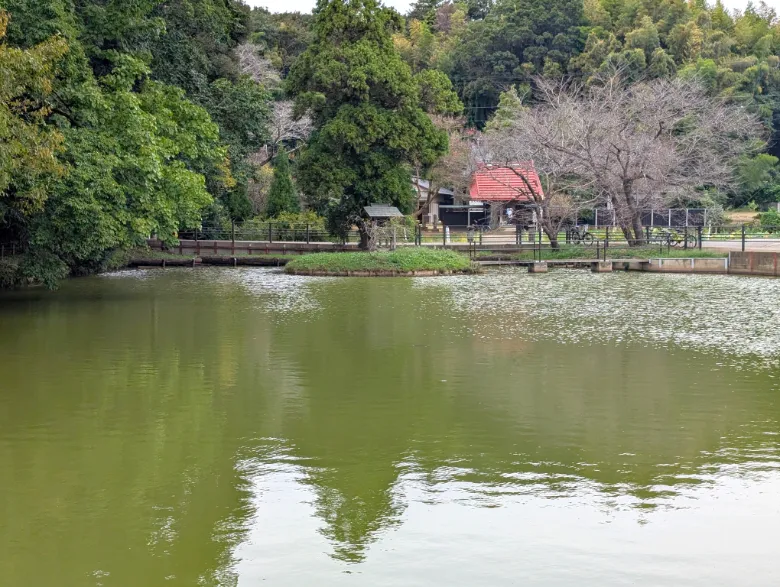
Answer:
285, 247, 475, 274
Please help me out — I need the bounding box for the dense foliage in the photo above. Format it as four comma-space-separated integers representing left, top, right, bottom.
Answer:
0, 0, 271, 286
286, 0, 453, 247
265, 147, 300, 217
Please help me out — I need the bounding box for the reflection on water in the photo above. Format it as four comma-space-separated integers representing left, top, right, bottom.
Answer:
1, 268, 779, 586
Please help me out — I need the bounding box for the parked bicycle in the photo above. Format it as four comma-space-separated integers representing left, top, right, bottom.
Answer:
649, 228, 697, 248
567, 225, 595, 246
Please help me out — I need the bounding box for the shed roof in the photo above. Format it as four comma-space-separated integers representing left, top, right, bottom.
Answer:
363, 204, 404, 218
469, 163, 543, 202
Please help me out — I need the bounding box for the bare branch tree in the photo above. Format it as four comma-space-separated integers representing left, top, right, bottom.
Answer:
477, 132, 595, 248
413, 116, 472, 225
235, 43, 282, 87
251, 101, 314, 167
484, 74, 764, 245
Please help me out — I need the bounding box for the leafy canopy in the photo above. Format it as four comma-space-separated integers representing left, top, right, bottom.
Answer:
266, 147, 300, 217
287, 0, 449, 240
0, 11, 67, 218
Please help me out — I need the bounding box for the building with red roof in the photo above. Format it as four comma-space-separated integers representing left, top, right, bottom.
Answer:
413, 162, 544, 227
469, 163, 544, 202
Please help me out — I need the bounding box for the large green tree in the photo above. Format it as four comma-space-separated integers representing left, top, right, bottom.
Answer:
0, 11, 67, 224
287, 0, 448, 247
0, 4, 230, 286
265, 147, 299, 217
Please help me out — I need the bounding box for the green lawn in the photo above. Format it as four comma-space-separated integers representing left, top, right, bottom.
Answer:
285, 248, 476, 274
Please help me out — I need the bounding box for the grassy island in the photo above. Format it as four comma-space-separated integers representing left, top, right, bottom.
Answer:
285, 248, 476, 276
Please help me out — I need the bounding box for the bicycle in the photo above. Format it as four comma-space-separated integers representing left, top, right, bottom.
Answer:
649, 228, 697, 248
567, 225, 595, 246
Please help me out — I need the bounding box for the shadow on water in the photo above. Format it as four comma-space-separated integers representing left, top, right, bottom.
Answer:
0, 268, 778, 583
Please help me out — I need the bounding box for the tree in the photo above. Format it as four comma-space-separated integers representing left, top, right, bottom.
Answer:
647, 48, 677, 78
485, 85, 527, 129
249, 8, 314, 73
446, 0, 584, 125
23, 70, 226, 286
253, 101, 314, 167
735, 153, 780, 206
413, 116, 471, 223
625, 16, 660, 62
484, 75, 764, 245
235, 42, 282, 88
481, 91, 587, 249
287, 0, 448, 248
407, 0, 441, 24
0, 10, 67, 221
1, 3, 231, 286
265, 147, 299, 218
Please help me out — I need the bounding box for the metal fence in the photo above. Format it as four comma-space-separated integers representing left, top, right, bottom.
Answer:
0, 242, 22, 258
156, 222, 780, 257
186, 222, 361, 244
417, 224, 780, 254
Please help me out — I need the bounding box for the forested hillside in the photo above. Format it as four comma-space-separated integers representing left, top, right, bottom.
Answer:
1, 0, 778, 286
392, 0, 780, 207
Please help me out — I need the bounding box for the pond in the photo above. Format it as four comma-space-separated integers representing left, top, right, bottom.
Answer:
1, 268, 779, 586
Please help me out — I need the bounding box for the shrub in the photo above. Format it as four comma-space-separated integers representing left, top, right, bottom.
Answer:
758, 209, 780, 232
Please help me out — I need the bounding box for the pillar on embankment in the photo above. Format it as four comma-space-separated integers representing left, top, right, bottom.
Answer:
528, 262, 548, 273
591, 261, 613, 273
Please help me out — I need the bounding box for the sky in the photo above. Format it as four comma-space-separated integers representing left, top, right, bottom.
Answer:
244, 0, 755, 16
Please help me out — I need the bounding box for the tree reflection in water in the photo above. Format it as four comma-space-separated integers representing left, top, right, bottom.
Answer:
0, 268, 778, 582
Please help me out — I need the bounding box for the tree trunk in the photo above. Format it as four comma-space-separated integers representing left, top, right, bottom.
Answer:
357, 219, 376, 251
631, 214, 645, 247
620, 224, 634, 244
542, 224, 560, 250
622, 181, 646, 246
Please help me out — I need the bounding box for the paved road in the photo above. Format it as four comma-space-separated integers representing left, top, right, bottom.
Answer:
702, 240, 780, 252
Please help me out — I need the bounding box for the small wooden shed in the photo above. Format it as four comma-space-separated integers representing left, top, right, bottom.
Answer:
363, 204, 404, 225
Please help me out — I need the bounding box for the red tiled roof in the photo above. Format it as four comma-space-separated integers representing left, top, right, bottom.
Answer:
469, 163, 543, 202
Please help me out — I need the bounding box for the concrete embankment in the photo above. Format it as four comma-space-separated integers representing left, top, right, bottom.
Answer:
629, 253, 778, 276
728, 251, 779, 277
130, 250, 778, 278
626, 257, 730, 274
129, 256, 291, 268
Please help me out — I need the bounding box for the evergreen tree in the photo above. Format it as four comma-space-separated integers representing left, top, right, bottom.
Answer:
287, 0, 447, 247
265, 147, 299, 218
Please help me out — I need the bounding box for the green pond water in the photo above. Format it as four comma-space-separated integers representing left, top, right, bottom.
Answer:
1, 268, 779, 587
